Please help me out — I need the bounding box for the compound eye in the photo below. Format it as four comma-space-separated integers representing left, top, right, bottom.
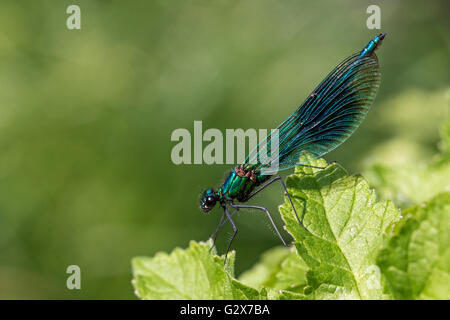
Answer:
206, 196, 216, 206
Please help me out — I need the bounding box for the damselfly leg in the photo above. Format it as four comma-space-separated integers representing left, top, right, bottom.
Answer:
228, 202, 287, 246
222, 204, 237, 265
208, 209, 237, 252
244, 162, 335, 227
209, 162, 335, 263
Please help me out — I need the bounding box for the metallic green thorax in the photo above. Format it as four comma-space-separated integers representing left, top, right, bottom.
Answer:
217, 167, 270, 202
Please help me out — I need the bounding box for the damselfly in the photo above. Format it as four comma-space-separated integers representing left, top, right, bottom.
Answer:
200, 33, 386, 260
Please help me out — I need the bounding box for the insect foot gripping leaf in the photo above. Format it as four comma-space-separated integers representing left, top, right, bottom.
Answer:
377, 192, 450, 300
131, 240, 265, 300
279, 154, 401, 300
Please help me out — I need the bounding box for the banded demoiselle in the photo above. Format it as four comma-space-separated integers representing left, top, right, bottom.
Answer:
200, 33, 386, 260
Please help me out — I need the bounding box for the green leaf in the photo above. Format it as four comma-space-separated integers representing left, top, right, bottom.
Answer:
132, 240, 264, 300
238, 246, 308, 293
131, 150, 448, 300
279, 155, 401, 299
238, 246, 290, 288
377, 192, 450, 299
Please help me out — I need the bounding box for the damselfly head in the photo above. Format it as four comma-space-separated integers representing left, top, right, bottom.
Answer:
200, 188, 217, 213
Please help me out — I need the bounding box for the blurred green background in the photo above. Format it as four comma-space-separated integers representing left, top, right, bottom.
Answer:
0, 0, 448, 298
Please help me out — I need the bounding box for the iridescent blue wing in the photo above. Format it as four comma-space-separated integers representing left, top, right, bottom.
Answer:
244, 34, 384, 174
